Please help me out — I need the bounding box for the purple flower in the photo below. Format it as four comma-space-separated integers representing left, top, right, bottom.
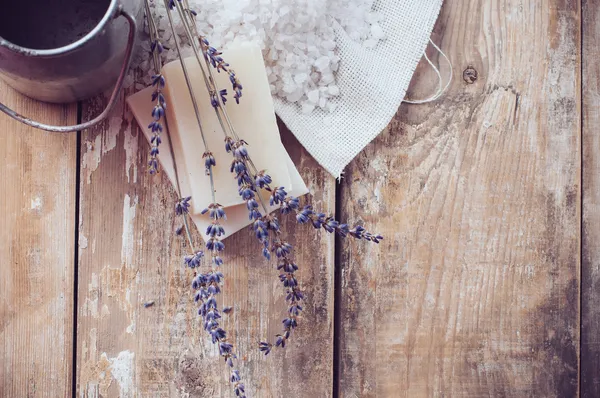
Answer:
210, 92, 219, 108
231, 369, 241, 382
213, 255, 224, 266
270, 187, 287, 205
239, 187, 254, 201
224, 136, 235, 152
184, 251, 204, 268
282, 317, 297, 329
148, 158, 158, 174
275, 334, 285, 348
289, 304, 302, 316
148, 121, 163, 133
264, 215, 280, 232
175, 196, 192, 215
220, 342, 233, 356
259, 341, 272, 355
234, 146, 248, 160
231, 159, 246, 174
311, 212, 326, 229
151, 91, 166, 106
150, 135, 162, 146
203, 151, 216, 170
262, 247, 271, 260
253, 219, 268, 240
151, 74, 166, 88
246, 198, 258, 211
255, 171, 273, 189
280, 196, 300, 214
277, 260, 297, 273
150, 40, 164, 54
210, 327, 226, 343
206, 238, 225, 252
206, 222, 225, 237
201, 203, 226, 220
323, 218, 339, 233
296, 206, 313, 224
272, 241, 292, 258
229, 71, 243, 103
219, 89, 228, 104
151, 104, 165, 121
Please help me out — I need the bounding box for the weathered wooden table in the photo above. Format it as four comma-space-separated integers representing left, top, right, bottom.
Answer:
2, 1, 598, 397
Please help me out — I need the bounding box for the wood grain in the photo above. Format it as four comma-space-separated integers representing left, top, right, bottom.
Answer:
0, 81, 77, 396
582, 0, 600, 396
75, 82, 335, 396
337, 1, 581, 397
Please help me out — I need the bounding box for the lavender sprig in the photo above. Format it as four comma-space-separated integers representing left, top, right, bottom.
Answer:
199, 38, 243, 103
144, 0, 167, 174
178, 201, 245, 397
145, 2, 246, 396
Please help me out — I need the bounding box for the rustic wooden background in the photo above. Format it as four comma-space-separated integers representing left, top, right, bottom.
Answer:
1, 0, 596, 396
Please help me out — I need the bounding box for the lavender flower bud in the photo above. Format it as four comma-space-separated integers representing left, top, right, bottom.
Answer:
255, 171, 273, 189
151, 74, 166, 88
270, 186, 287, 205
206, 238, 225, 252
151, 104, 165, 120
184, 251, 204, 268
203, 151, 216, 170
259, 341, 272, 355
280, 196, 300, 214
219, 89, 228, 104
224, 136, 234, 152
206, 222, 225, 237
175, 196, 191, 215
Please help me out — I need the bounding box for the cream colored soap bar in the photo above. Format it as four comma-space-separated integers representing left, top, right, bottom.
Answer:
127, 85, 309, 239
161, 42, 291, 214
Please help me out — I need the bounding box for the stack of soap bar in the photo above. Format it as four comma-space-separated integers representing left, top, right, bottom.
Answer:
127, 41, 308, 239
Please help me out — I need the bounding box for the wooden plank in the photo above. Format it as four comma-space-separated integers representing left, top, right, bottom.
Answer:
0, 81, 77, 396
75, 85, 335, 395
582, 0, 600, 396
337, 1, 580, 397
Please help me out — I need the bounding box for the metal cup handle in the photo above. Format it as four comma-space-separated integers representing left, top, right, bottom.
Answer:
0, 5, 137, 133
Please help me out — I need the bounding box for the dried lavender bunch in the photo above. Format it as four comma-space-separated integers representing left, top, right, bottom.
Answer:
145, 2, 246, 396
170, 0, 382, 355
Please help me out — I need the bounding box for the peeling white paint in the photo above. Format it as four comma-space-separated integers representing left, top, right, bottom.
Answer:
79, 233, 89, 249
125, 287, 135, 334
101, 304, 111, 317
82, 273, 99, 318
106, 350, 135, 398
124, 128, 139, 184
121, 194, 138, 267
82, 135, 102, 184
81, 117, 123, 184
30, 197, 42, 211
105, 117, 123, 154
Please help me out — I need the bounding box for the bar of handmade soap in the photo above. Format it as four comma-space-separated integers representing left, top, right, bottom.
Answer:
127, 85, 308, 239
161, 42, 291, 214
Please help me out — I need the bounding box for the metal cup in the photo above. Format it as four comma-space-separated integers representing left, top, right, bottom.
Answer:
0, 0, 144, 132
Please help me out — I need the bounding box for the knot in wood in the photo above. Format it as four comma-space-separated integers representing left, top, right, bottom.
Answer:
463, 67, 478, 84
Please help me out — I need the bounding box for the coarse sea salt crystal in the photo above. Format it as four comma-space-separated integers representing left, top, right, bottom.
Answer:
307, 89, 320, 104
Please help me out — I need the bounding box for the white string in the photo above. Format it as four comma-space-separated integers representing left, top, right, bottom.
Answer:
403, 38, 453, 104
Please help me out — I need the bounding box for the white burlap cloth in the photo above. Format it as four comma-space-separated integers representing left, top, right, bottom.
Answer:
274, 0, 443, 178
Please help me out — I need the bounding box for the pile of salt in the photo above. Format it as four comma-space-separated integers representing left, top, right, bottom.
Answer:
131, 0, 386, 113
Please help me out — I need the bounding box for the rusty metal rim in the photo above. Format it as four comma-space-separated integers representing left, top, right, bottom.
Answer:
0, 0, 119, 57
